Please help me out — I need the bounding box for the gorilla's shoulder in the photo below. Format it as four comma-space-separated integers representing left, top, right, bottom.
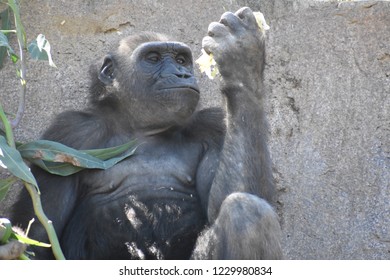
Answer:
183, 107, 226, 144
41, 110, 111, 150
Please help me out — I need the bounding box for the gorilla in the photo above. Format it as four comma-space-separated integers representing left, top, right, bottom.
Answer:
11, 7, 282, 259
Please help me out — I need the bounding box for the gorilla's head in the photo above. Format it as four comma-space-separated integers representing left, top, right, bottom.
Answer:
91, 32, 200, 133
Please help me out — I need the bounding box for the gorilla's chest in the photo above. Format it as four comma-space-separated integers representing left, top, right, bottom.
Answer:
82, 137, 204, 195
69, 138, 206, 259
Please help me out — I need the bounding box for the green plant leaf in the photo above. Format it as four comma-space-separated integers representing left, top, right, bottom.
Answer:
0, 177, 16, 202
0, 136, 38, 188
0, 31, 18, 63
7, 0, 26, 47
0, 32, 9, 47
0, 218, 12, 243
18, 140, 106, 167
0, 7, 11, 69
28, 34, 56, 67
83, 139, 138, 160
11, 232, 51, 248
28, 160, 84, 177
18, 139, 137, 176
0, 127, 22, 148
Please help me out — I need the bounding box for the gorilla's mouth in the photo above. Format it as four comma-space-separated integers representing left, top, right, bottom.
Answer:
158, 85, 200, 94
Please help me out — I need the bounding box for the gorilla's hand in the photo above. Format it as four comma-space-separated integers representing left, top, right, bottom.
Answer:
202, 7, 265, 82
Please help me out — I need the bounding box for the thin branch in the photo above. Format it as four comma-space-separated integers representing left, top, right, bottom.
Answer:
10, 41, 26, 129
23, 182, 66, 260
0, 29, 16, 33
0, 103, 15, 147
10, 6, 26, 129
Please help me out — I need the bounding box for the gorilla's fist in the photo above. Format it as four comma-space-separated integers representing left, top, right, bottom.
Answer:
202, 7, 265, 80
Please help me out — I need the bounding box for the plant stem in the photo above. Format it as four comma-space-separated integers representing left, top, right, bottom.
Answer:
5, 0, 27, 129
11, 45, 27, 128
10, 23, 26, 129
1, 105, 65, 259
23, 182, 66, 260
0, 103, 16, 148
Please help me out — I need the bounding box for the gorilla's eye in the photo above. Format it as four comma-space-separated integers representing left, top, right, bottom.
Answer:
145, 52, 161, 63
176, 55, 188, 65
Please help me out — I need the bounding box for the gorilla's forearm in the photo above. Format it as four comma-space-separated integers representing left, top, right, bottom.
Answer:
207, 81, 275, 222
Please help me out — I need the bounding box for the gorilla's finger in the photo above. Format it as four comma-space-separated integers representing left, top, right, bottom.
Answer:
235, 7, 257, 29
207, 22, 229, 38
201, 36, 217, 55
219, 12, 243, 32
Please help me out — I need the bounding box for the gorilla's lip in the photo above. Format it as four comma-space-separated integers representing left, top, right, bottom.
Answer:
157, 85, 200, 94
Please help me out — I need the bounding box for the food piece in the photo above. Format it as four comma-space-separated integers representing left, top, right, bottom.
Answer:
195, 49, 219, 79
253, 11, 270, 33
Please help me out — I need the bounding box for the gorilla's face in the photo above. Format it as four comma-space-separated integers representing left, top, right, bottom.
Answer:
99, 38, 200, 130
134, 42, 199, 93
131, 42, 200, 121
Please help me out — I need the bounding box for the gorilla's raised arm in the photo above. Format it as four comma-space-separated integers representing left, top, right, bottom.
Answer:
192, 7, 282, 259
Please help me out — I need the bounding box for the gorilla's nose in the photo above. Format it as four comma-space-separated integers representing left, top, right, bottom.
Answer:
161, 64, 193, 80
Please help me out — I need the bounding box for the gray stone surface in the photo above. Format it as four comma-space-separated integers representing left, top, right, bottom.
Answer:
265, 1, 390, 259
1, 0, 389, 259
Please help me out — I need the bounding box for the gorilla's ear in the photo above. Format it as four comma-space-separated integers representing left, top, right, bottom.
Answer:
99, 55, 115, 85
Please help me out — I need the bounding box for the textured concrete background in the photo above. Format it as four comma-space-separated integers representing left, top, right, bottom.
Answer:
1, 0, 389, 259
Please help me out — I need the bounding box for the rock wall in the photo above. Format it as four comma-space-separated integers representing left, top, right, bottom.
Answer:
1, 0, 389, 259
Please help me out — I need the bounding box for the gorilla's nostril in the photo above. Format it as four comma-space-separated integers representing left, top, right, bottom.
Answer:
176, 73, 191, 79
